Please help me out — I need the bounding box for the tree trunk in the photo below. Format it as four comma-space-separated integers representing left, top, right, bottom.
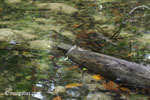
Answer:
58, 43, 150, 88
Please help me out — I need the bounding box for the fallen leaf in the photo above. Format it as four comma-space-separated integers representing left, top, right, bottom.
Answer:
66, 65, 79, 70
133, 45, 138, 49
92, 74, 103, 80
83, 67, 87, 71
103, 81, 120, 92
65, 83, 83, 88
52, 96, 61, 100
127, 52, 136, 57
120, 87, 131, 93
72, 24, 80, 28
77, 34, 89, 38
87, 30, 95, 34
49, 55, 54, 59
99, 43, 105, 47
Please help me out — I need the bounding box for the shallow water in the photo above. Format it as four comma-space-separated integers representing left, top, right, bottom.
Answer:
0, 0, 150, 100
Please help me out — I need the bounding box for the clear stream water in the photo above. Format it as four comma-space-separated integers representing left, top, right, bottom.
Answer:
0, 0, 150, 100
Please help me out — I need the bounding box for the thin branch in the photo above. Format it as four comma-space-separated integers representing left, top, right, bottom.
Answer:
129, 5, 150, 15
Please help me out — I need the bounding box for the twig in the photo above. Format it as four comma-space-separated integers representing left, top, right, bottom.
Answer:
129, 5, 150, 15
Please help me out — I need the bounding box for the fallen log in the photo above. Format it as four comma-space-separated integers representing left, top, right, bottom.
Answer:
57, 43, 150, 88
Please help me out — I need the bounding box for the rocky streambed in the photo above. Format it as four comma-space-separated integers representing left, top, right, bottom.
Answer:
0, 0, 150, 100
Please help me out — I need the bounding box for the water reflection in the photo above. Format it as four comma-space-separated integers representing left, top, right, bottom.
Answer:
145, 54, 150, 60
32, 92, 44, 100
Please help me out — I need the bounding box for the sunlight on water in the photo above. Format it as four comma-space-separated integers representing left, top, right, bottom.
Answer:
32, 92, 44, 100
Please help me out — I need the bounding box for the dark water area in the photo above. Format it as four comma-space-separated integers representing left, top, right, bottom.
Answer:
0, 0, 150, 100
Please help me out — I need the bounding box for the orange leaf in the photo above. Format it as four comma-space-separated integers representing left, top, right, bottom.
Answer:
127, 52, 136, 57
103, 83, 108, 89
103, 81, 120, 92
65, 83, 83, 88
99, 43, 105, 47
66, 66, 79, 71
133, 45, 138, 49
49, 55, 54, 59
72, 24, 80, 28
92, 74, 103, 80
52, 96, 61, 100
127, 54, 132, 57
120, 87, 131, 93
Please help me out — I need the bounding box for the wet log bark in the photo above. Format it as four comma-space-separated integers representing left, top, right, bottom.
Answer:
57, 43, 150, 88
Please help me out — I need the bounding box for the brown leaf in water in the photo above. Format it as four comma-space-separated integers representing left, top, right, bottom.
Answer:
72, 24, 80, 28
87, 31, 95, 34
103, 81, 120, 92
65, 83, 83, 88
99, 43, 105, 47
92, 74, 103, 80
127, 52, 136, 57
120, 87, 131, 93
77, 34, 89, 38
52, 96, 61, 100
66, 65, 79, 71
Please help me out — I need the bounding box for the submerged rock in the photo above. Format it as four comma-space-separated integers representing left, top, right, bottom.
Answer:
53, 86, 66, 95
0, 28, 57, 51
85, 93, 113, 100
60, 31, 76, 42
0, 28, 37, 42
94, 14, 107, 22
137, 34, 150, 46
9, 40, 20, 45
0, 37, 6, 42
66, 88, 80, 98
0, 29, 17, 42
100, 25, 115, 34
29, 40, 55, 50
100, 0, 119, 3
86, 83, 106, 91
5, 0, 21, 4
128, 94, 148, 100
14, 30, 37, 40
36, 3, 78, 15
